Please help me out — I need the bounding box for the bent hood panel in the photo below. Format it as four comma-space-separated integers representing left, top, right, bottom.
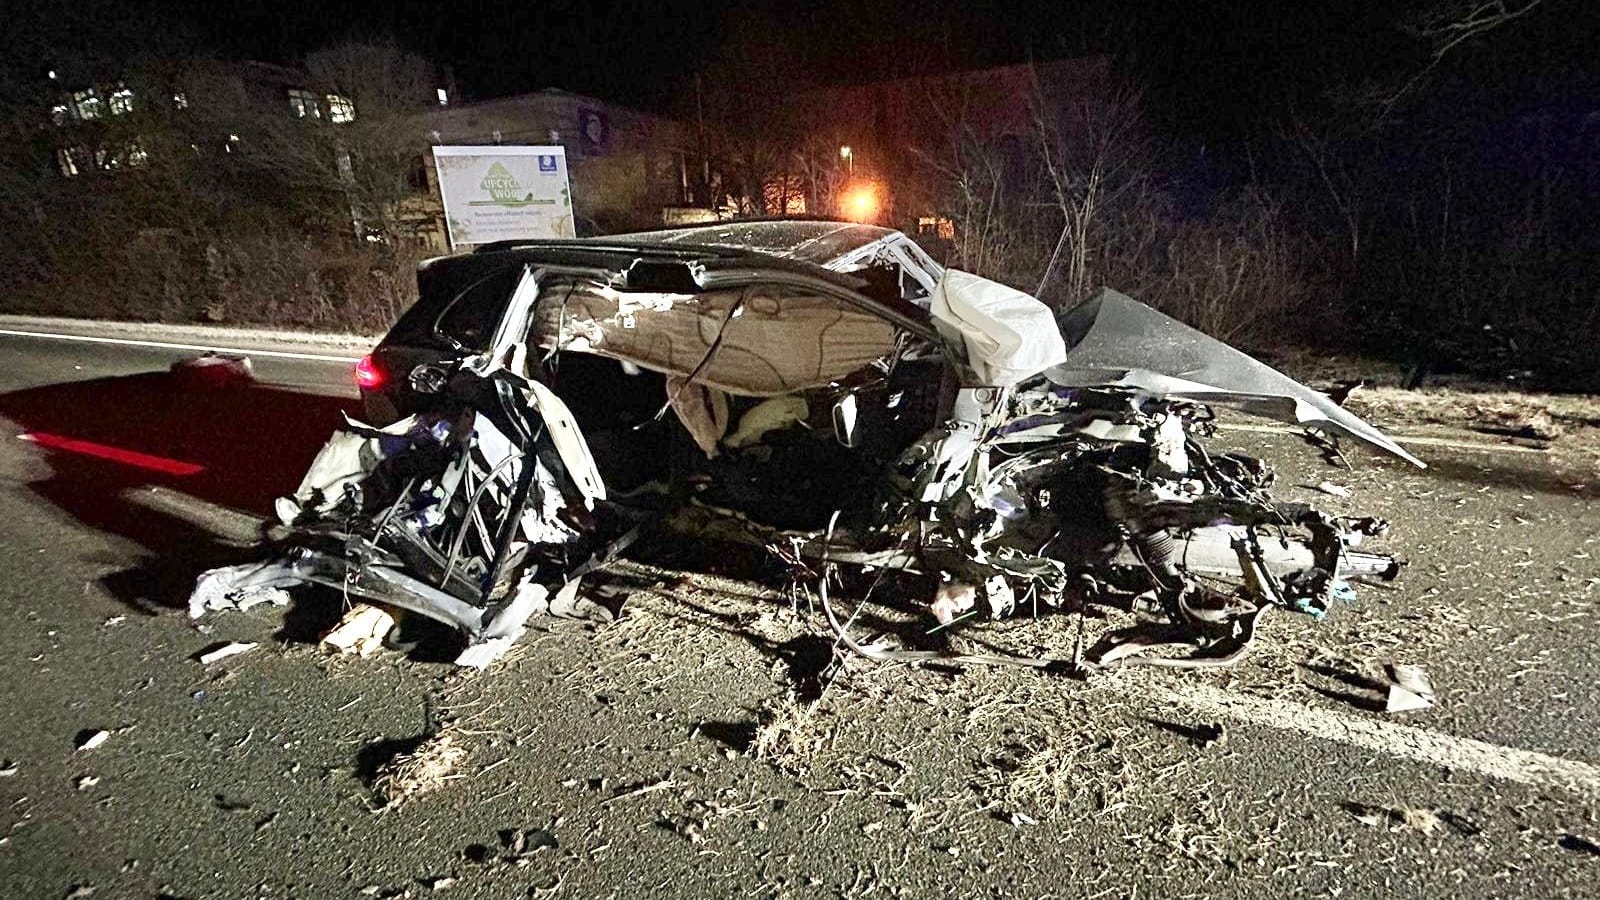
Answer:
1046, 288, 1423, 467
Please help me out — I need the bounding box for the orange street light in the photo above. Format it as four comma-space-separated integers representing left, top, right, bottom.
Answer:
841, 182, 880, 223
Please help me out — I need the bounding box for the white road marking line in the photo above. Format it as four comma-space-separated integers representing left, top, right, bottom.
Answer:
1126, 674, 1600, 798
0, 327, 365, 364
120, 487, 267, 545
1214, 421, 1545, 454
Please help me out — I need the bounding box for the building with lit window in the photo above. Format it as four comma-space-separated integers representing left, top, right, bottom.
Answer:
34, 58, 721, 248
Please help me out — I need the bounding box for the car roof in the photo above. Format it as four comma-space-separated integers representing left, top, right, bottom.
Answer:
594, 219, 899, 266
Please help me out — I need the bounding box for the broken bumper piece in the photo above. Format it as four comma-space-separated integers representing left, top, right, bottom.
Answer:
190, 549, 552, 669
189, 347, 623, 668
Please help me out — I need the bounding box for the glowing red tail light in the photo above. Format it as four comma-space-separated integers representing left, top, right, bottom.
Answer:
353, 354, 385, 390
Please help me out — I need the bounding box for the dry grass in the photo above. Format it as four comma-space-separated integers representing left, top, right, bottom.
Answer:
975, 723, 1152, 822
372, 731, 469, 808
1345, 802, 1445, 836
1349, 387, 1600, 436
751, 695, 832, 769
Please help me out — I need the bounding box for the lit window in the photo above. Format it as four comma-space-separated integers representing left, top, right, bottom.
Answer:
288, 88, 321, 119
436, 87, 448, 106
56, 147, 82, 177
95, 144, 148, 171
172, 92, 188, 110
50, 104, 69, 125
326, 94, 355, 123
917, 216, 955, 241
73, 89, 103, 120
109, 85, 134, 115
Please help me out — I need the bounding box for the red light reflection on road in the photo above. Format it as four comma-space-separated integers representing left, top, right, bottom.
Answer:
18, 432, 205, 476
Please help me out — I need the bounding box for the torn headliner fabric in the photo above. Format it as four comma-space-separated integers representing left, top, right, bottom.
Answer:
530, 281, 900, 397
1046, 288, 1424, 467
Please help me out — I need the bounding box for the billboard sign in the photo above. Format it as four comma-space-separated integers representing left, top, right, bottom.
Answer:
432, 145, 575, 247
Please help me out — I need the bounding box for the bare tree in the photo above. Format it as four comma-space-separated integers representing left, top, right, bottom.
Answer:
1033, 80, 1145, 302
1285, 113, 1366, 265
1354, 0, 1548, 122
232, 40, 434, 240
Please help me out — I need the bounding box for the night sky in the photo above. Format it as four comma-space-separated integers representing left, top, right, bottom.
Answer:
8, 0, 1597, 139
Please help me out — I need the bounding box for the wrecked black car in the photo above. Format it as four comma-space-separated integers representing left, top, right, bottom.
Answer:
190, 221, 1422, 671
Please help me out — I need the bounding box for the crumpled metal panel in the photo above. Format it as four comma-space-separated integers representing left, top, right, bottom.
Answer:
1046, 288, 1424, 467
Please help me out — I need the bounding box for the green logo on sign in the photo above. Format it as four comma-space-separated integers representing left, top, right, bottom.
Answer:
468, 161, 557, 208
481, 163, 523, 202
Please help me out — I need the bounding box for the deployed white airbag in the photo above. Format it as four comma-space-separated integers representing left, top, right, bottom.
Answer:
930, 270, 1067, 386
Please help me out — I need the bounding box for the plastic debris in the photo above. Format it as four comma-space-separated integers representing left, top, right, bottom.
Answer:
188, 575, 291, 619
170, 352, 253, 387
1386, 663, 1436, 712
1314, 481, 1353, 497
931, 582, 977, 625
76, 730, 110, 751
319, 604, 396, 658
196, 641, 258, 665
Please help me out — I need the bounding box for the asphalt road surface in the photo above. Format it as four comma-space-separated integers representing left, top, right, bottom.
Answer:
0, 327, 1597, 899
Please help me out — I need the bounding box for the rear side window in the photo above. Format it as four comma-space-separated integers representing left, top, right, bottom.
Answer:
434, 268, 520, 350
388, 261, 520, 350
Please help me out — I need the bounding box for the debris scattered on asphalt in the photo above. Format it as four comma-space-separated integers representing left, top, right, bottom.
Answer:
465, 827, 560, 868
1386, 663, 1437, 713
75, 729, 109, 751
1560, 833, 1600, 857
373, 732, 468, 808
601, 776, 679, 805
101, 615, 125, 627
170, 352, 254, 387
1313, 480, 1353, 497
196, 641, 257, 666
75, 774, 100, 791
64, 883, 96, 899
189, 582, 291, 619
320, 604, 396, 657
930, 581, 977, 626
0, 760, 18, 777
1346, 802, 1443, 835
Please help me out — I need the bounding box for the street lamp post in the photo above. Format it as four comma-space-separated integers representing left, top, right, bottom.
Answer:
839, 145, 853, 175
